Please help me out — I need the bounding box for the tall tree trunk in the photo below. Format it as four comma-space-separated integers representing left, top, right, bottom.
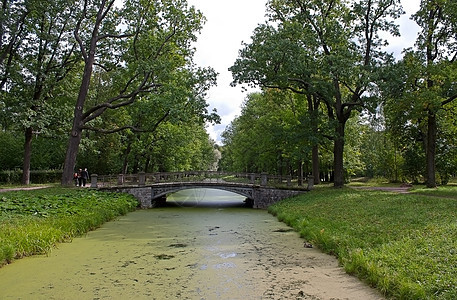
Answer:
333, 121, 345, 188
312, 144, 320, 185
61, 125, 83, 185
132, 154, 139, 174
298, 161, 303, 186
144, 155, 151, 173
21, 127, 33, 185
61, 57, 95, 185
61, 1, 103, 185
122, 140, 132, 174
426, 110, 437, 188
307, 94, 320, 184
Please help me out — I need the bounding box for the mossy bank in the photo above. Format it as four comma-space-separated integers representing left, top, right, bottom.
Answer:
268, 186, 457, 299
0, 187, 137, 267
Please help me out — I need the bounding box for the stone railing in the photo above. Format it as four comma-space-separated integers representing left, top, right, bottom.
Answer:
91, 171, 314, 190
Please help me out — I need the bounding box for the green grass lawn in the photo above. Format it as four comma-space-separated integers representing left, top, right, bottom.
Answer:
0, 187, 137, 267
268, 186, 457, 300
412, 185, 457, 198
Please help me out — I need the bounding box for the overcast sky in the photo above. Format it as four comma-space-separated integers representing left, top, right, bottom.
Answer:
186, 0, 421, 144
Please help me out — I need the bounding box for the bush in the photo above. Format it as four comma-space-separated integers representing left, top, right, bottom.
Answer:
0, 170, 23, 184
0, 170, 62, 184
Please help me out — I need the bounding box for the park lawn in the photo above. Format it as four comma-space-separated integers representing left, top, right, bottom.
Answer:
411, 185, 457, 199
0, 187, 138, 267
269, 186, 457, 300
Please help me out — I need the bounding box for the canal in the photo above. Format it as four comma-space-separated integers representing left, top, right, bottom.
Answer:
0, 189, 383, 299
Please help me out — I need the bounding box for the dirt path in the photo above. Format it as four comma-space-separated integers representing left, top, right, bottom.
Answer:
350, 186, 411, 193
0, 186, 52, 193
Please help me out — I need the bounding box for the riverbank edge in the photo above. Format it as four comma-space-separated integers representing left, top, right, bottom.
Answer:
0, 187, 138, 268
268, 185, 457, 300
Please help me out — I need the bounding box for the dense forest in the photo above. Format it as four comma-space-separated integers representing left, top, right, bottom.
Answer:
1, 0, 456, 187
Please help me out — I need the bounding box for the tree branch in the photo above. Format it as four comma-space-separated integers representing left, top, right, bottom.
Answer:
74, 0, 88, 61
442, 93, 457, 106
97, 33, 133, 42
81, 110, 170, 134
81, 125, 150, 134
82, 74, 161, 124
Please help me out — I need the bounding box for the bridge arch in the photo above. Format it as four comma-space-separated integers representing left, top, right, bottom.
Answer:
162, 187, 255, 208
150, 183, 255, 207
151, 184, 254, 201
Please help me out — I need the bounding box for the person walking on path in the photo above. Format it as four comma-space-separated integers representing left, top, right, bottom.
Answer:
81, 168, 89, 187
77, 169, 83, 187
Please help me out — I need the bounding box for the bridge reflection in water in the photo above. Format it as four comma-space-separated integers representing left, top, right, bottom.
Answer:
92, 171, 313, 209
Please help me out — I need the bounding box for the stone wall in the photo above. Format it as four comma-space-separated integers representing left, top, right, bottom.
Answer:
252, 187, 306, 209
112, 187, 153, 208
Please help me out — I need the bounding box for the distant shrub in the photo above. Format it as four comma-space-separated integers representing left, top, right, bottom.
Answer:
0, 170, 62, 184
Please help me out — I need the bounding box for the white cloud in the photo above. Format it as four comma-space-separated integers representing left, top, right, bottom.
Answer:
385, 0, 421, 57
188, 0, 421, 144
188, 0, 266, 144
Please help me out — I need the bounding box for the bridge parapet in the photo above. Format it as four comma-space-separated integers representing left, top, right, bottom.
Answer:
91, 171, 313, 190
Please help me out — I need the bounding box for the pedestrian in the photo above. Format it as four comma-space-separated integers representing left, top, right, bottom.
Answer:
77, 168, 83, 187
73, 172, 79, 186
81, 168, 89, 187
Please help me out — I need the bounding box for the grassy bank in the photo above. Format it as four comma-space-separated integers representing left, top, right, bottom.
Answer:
268, 186, 457, 299
0, 187, 138, 267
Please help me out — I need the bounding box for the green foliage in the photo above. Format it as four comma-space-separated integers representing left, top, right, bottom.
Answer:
0, 170, 62, 184
230, 0, 404, 187
0, 171, 23, 185
144, 122, 217, 172
1, 0, 219, 183
356, 124, 402, 181
0, 132, 24, 170
382, 55, 457, 184
0, 188, 137, 267
269, 187, 457, 299
381, 0, 457, 187
0, 0, 79, 155
220, 90, 330, 175
342, 115, 367, 178
30, 136, 68, 170
57, 0, 220, 183
0, 131, 68, 172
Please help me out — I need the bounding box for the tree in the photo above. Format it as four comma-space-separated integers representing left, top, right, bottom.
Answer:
0, 0, 28, 91
1, 0, 78, 184
380, 0, 457, 187
230, 23, 323, 183
231, 0, 403, 187
408, 0, 457, 187
61, 0, 218, 185
219, 90, 330, 181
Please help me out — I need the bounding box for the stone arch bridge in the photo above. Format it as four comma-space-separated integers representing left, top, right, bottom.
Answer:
92, 172, 313, 209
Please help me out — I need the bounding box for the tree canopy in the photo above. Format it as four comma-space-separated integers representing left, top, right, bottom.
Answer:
230, 0, 404, 187
1, 0, 220, 183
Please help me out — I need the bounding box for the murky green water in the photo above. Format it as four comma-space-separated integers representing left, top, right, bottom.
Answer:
0, 189, 383, 300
